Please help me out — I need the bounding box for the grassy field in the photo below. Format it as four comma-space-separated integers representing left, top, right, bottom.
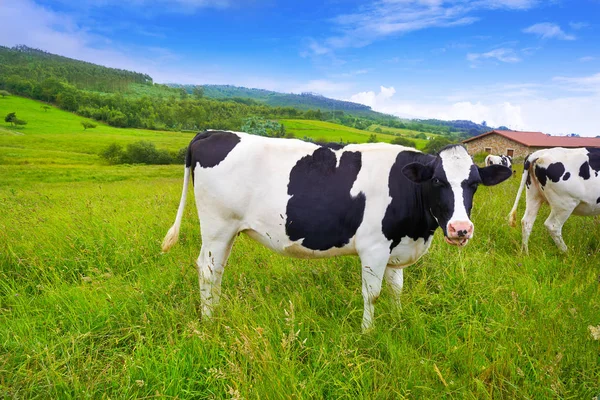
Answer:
280, 119, 399, 145
1, 96, 600, 398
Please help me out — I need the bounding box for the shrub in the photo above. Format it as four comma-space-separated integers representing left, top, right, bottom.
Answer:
81, 121, 97, 130
423, 137, 455, 154
473, 151, 489, 164
390, 136, 417, 148
367, 133, 377, 143
99, 141, 180, 165
99, 143, 124, 164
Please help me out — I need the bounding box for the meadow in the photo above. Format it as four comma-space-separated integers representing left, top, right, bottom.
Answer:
1, 96, 599, 398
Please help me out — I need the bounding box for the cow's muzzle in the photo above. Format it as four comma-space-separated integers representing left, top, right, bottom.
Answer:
445, 221, 474, 246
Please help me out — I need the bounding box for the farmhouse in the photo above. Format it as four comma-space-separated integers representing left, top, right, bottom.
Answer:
463, 129, 600, 159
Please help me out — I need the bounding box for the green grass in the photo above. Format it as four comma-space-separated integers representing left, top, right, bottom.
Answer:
1, 95, 600, 398
280, 119, 398, 144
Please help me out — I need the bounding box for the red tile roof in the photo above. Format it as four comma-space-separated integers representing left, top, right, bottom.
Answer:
462, 130, 600, 148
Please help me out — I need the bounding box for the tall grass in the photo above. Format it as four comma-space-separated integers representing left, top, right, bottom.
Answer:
1, 96, 599, 398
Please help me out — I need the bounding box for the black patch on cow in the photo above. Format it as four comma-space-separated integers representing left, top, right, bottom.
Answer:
186, 130, 241, 169
285, 148, 365, 251
586, 147, 600, 177
382, 151, 438, 251
524, 155, 532, 188
461, 165, 480, 218
547, 162, 566, 183
579, 161, 590, 180
535, 162, 565, 187
563, 172, 570, 181
597, 197, 600, 204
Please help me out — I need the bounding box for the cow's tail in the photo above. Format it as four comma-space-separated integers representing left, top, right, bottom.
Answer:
508, 157, 530, 227
162, 165, 191, 252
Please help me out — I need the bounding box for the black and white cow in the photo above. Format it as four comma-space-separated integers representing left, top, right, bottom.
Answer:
485, 154, 512, 169
162, 130, 511, 330
508, 147, 600, 253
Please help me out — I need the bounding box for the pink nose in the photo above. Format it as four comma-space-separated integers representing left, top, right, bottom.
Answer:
448, 221, 474, 238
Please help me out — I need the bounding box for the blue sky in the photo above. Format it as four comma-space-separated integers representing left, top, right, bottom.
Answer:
1, 0, 600, 136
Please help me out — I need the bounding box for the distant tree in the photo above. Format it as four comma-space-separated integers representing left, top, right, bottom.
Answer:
14, 118, 27, 127
192, 86, 204, 99
374, 127, 382, 133
0, 90, 10, 98
179, 88, 188, 100
5, 112, 16, 125
41, 105, 51, 112
390, 136, 416, 148
415, 132, 427, 139
81, 121, 97, 130
423, 137, 454, 154
367, 133, 377, 143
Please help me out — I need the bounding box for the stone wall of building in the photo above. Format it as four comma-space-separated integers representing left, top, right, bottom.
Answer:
464, 133, 530, 159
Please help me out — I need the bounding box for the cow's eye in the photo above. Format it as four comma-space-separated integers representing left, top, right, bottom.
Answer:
432, 177, 443, 186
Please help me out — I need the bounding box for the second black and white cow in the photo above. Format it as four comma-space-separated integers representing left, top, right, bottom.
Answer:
485, 154, 512, 169
508, 147, 600, 253
163, 131, 511, 329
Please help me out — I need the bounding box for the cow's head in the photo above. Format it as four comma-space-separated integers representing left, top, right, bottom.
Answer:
402, 145, 511, 246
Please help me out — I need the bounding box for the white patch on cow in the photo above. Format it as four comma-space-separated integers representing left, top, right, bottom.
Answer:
439, 146, 474, 232
388, 236, 433, 267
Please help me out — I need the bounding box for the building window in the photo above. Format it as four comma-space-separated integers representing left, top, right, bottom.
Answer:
506, 149, 514, 157
484, 147, 492, 153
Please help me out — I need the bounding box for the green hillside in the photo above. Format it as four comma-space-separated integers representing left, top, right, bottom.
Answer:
0, 45, 152, 92
281, 119, 400, 145
0, 45, 486, 140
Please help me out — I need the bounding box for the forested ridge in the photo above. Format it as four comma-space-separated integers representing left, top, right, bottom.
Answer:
0, 45, 490, 137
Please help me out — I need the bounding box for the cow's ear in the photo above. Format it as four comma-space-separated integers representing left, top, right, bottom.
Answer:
478, 165, 512, 186
402, 162, 434, 183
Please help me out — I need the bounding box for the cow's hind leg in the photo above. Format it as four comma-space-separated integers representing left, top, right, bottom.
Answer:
385, 266, 404, 306
544, 203, 576, 253
359, 250, 389, 331
521, 186, 543, 254
197, 229, 237, 319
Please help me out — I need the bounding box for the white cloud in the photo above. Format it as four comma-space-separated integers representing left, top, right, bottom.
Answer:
523, 23, 575, 40
579, 56, 596, 63
467, 48, 521, 64
569, 21, 589, 30
349, 86, 396, 109
553, 73, 600, 93
305, 0, 539, 56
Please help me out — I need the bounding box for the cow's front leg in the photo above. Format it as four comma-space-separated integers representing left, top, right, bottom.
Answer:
385, 266, 404, 306
359, 251, 389, 331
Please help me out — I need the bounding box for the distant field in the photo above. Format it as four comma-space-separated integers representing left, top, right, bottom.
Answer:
367, 124, 450, 149
280, 119, 399, 144
1, 95, 599, 398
